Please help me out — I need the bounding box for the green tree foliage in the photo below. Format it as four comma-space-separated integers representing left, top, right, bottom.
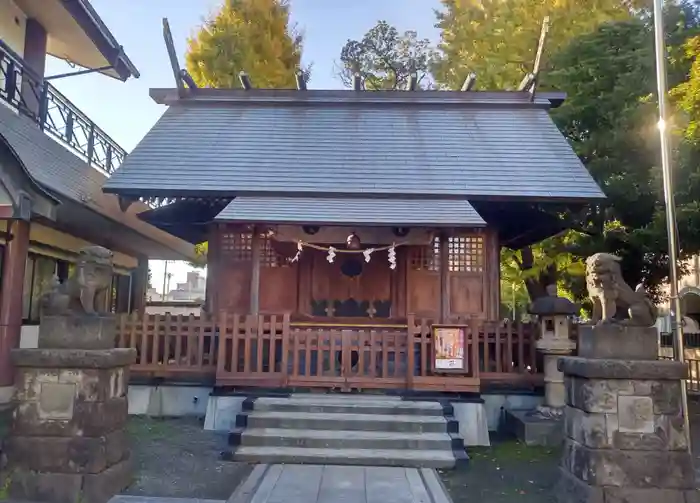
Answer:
542, 6, 700, 303
337, 20, 436, 90
432, 0, 643, 91
186, 0, 307, 89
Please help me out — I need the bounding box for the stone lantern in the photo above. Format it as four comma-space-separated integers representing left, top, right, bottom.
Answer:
528, 284, 577, 415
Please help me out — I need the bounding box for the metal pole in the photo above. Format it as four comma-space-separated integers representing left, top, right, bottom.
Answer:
653, 0, 690, 453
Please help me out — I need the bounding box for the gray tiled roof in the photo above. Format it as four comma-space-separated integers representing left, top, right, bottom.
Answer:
215, 197, 486, 226
0, 104, 105, 204
104, 92, 605, 201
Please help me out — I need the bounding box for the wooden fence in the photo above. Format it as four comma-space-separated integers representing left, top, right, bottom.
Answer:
115, 313, 542, 391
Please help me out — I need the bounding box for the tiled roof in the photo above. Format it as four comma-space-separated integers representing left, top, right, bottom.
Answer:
215, 196, 486, 226
104, 90, 605, 201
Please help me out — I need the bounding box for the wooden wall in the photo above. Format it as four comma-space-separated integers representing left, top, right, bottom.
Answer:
208, 224, 500, 320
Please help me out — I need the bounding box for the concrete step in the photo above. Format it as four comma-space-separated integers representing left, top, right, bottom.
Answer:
230, 445, 457, 468
245, 411, 451, 433
252, 396, 445, 416
234, 427, 456, 450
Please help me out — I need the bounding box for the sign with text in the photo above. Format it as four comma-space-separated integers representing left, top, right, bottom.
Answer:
432, 325, 467, 374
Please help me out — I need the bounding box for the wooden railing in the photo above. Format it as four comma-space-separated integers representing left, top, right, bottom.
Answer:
0, 38, 127, 174
115, 313, 542, 391
117, 313, 217, 379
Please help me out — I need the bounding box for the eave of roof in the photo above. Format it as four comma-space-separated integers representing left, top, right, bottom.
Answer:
215, 196, 487, 227
150, 87, 567, 108
60, 0, 140, 80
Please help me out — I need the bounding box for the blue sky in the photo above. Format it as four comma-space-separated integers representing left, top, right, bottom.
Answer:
47, 0, 442, 290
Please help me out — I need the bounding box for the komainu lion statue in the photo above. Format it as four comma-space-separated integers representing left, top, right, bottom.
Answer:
585, 253, 657, 327
40, 246, 114, 316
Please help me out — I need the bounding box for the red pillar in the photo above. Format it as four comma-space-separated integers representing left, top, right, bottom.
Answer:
0, 219, 30, 387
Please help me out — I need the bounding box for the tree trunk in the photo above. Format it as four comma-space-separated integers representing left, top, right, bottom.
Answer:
519, 246, 557, 300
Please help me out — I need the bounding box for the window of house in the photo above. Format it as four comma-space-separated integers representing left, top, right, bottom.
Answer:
22, 254, 74, 323
410, 237, 441, 272
409, 235, 484, 273
28, 255, 56, 322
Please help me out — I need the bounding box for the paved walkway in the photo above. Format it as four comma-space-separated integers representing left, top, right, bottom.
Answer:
110, 464, 453, 503
229, 464, 452, 503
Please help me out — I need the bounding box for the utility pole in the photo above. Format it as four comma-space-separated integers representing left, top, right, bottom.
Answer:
162, 260, 169, 301
652, 0, 690, 452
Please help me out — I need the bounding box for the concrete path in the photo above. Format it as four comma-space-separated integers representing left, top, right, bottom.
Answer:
108, 464, 454, 503
228, 464, 453, 503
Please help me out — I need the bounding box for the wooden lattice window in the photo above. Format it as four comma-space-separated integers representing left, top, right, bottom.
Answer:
448, 235, 484, 272
221, 232, 252, 261
261, 237, 291, 268
410, 238, 441, 272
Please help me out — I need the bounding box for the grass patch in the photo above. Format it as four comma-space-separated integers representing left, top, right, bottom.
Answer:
126, 417, 179, 442
468, 440, 560, 463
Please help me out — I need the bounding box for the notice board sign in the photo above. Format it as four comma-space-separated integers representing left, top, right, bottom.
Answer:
432, 324, 467, 374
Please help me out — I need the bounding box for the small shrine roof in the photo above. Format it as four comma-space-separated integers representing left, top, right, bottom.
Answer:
214, 196, 487, 227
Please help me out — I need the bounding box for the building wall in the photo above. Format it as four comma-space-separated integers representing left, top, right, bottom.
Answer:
210, 225, 500, 320
0, 0, 27, 56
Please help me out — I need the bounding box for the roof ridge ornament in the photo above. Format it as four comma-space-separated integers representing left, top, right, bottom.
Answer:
518, 16, 550, 102
162, 18, 187, 98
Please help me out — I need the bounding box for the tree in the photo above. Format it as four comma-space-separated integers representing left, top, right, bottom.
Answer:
432, 0, 643, 91
337, 20, 436, 90
540, 6, 700, 303
186, 0, 308, 89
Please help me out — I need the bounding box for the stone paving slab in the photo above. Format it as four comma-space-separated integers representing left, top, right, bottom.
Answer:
227, 464, 453, 503
110, 497, 224, 503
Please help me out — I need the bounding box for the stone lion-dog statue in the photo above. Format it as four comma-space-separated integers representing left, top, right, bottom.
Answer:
585, 252, 657, 327
41, 245, 114, 316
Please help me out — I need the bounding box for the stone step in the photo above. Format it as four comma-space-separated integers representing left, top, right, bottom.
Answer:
230, 445, 458, 468
244, 411, 451, 434
251, 396, 446, 416
233, 427, 456, 450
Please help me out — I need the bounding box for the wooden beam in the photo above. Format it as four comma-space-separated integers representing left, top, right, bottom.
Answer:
439, 233, 449, 323
527, 16, 551, 100
460, 72, 477, 91
250, 227, 261, 315
239, 71, 252, 90
162, 18, 185, 98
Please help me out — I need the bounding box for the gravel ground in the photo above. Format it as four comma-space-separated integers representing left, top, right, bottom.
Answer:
440, 402, 700, 503
439, 439, 559, 503
124, 416, 252, 500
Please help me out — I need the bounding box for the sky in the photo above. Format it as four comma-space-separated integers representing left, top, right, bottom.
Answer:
44, 0, 442, 293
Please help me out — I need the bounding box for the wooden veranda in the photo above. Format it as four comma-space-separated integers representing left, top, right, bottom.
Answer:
115, 312, 543, 392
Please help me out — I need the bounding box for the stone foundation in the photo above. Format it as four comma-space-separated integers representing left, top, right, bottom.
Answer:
554, 355, 696, 503
4, 347, 136, 503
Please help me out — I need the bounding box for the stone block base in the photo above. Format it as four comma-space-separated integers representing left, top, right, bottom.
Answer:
555, 467, 700, 503
556, 346, 696, 503
8, 455, 133, 503
39, 314, 116, 350
577, 324, 658, 361
504, 409, 563, 447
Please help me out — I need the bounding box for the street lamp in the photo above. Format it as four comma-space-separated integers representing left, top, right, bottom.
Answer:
652, 0, 690, 452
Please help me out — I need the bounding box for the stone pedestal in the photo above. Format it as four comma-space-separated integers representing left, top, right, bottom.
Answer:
506, 289, 577, 446
555, 325, 697, 503
4, 347, 136, 503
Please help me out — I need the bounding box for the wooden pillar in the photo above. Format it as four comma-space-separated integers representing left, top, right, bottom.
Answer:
439, 232, 449, 323
205, 224, 220, 314
21, 19, 48, 118
250, 227, 261, 315
0, 219, 30, 388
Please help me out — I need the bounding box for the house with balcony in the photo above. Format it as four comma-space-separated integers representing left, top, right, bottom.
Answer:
0, 0, 197, 403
